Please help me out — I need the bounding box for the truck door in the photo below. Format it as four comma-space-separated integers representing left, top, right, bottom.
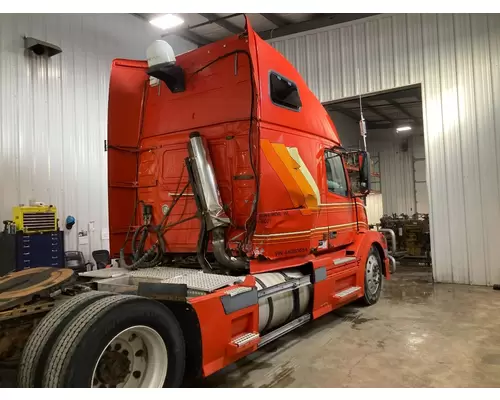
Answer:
323, 149, 356, 249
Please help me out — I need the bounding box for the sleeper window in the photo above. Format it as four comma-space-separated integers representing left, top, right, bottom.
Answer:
269, 72, 302, 111
325, 151, 348, 197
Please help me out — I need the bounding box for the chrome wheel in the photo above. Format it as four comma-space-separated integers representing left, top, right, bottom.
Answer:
91, 325, 167, 388
366, 254, 381, 295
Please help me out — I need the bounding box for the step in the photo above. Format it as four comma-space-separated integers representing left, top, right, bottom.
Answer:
227, 332, 260, 355
224, 286, 253, 297
333, 256, 357, 266
334, 286, 361, 298
232, 332, 260, 347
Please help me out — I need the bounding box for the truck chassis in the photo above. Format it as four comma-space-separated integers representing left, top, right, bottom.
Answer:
0, 237, 396, 388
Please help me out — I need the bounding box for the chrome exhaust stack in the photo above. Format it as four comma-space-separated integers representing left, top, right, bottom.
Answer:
187, 132, 248, 272
188, 132, 230, 230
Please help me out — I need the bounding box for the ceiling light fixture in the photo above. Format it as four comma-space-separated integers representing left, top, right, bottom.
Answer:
396, 126, 412, 133
149, 14, 184, 30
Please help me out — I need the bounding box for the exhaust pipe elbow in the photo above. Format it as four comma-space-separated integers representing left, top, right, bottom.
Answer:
388, 255, 396, 274
212, 227, 248, 271
379, 228, 397, 254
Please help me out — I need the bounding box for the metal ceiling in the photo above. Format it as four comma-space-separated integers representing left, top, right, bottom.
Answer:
324, 86, 423, 131
132, 13, 378, 47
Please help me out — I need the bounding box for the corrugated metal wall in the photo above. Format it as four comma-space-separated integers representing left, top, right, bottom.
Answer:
369, 134, 428, 217
271, 14, 500, 285
365, 193, 383, 225
412, 135, 428, 214
375, 140, 416, 215
0, 14, 194, 262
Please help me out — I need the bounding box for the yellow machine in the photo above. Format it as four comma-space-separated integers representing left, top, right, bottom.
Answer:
12, 205, 58, 233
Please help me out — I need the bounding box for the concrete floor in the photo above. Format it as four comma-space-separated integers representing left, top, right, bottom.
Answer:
2, 265, 500, 387
199, 266, 500, 388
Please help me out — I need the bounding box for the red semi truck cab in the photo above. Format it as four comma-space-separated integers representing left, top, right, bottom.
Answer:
95, 16, 393, 386
108, 17, 388, 269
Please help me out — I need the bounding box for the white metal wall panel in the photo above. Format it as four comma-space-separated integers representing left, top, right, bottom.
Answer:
375, 141, 416, 216
392, 14, 409, 87
365, 193, 384, 225
352, 24, 368, 95
414, 160, 426, 184
471, 15, 500, 287
370, 135, 429, 217
412, 135, 426, 159
452, 14, 485, 285
379, 17, 395, 90
328, 30, 344, 100
0, 14, 193, 263
317, 32, 331, 102
413, 135, 429, 215
270, 13, 500, 285
340, 26, 355, 96
415, 183, 429, 214
365, 19, 381, 93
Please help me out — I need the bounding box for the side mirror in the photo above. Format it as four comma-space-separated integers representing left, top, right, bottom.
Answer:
359, 151, 371, 195
347, 150, 371, 197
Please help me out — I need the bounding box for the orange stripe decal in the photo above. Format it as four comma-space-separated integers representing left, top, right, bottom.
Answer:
261, 139, 305, 208
271, 143, 319, 209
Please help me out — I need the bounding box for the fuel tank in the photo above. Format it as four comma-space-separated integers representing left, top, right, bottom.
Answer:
254, 269, 311, 333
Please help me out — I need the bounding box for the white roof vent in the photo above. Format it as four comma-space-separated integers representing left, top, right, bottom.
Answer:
146, 40, 176, 68
146, 40, 185, 93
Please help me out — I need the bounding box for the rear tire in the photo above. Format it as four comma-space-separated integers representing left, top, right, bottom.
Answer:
18, 290, 115, 388
42, 295, 185, 388
361, 246, 383, 306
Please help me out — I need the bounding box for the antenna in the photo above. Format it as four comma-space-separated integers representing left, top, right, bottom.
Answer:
357, 68, 367, 151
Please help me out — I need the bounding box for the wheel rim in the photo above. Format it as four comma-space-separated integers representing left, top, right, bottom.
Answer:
365, 254, 381, 295
91, 325, 167, 388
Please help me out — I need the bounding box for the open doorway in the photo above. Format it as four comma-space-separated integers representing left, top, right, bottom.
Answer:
323, 85, 432, 275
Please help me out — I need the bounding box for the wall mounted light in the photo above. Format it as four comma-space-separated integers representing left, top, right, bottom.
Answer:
24, 37, 62, 57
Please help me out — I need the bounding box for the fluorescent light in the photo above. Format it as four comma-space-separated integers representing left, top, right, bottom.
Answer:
149, 14, 184, 30
396, 126, 412, 132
